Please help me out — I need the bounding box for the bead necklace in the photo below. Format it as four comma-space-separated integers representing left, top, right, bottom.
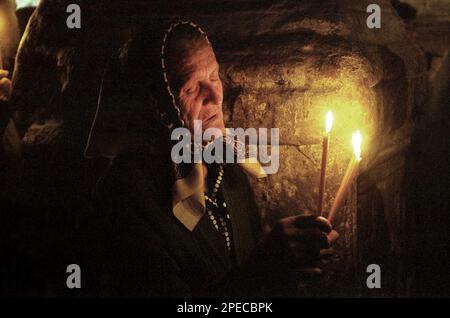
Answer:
204, 165, 233, 252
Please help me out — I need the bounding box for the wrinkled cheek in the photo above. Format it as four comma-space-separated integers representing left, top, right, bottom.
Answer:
218, 86, 224, 108
183, 113, 194, 132
178, 98, 192, 128
184, 104, 201, 132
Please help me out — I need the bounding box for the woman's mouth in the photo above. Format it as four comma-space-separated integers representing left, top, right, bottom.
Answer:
203, 112, 219, 126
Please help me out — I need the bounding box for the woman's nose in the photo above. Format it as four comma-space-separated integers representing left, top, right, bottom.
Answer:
201, 83, 220, 106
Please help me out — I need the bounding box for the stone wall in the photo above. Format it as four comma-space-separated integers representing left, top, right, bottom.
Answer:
403, 0, 450, 50
402, 0, 450, 80
0, 0, 20, 70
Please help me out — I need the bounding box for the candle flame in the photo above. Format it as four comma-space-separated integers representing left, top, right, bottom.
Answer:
352, 131, 362, 160
326, 111, 333, 134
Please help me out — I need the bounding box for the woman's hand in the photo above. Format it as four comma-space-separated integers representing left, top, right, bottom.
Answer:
272, 215, 338, 266
257, 215, 339, 273
0, 69, 12, 102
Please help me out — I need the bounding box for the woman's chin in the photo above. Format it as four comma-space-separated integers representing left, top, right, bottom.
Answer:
203, 118, 225, 132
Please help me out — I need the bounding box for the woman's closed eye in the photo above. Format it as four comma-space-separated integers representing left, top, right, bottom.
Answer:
185, 85, 199, 95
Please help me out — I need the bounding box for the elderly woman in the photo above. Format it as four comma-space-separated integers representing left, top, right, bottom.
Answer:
83, 21, 338, 297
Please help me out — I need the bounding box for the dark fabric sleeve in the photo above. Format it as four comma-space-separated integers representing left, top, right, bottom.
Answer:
82, 168, 192, 297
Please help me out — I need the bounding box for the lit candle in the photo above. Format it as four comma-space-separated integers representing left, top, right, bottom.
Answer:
328, 131, 362, 226
318, 111, 333, 215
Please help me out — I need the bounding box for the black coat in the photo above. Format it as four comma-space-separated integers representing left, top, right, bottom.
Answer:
82, 152, 296, 297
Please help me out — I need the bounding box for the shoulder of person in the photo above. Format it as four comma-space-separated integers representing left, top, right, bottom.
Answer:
93, 152, 170, 210
223, 164, 251, 184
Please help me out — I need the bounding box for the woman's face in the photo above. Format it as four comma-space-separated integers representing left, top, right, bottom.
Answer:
175, 45, 225, 134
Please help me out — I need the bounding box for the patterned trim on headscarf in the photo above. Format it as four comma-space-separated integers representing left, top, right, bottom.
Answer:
160, 20, 211, 130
